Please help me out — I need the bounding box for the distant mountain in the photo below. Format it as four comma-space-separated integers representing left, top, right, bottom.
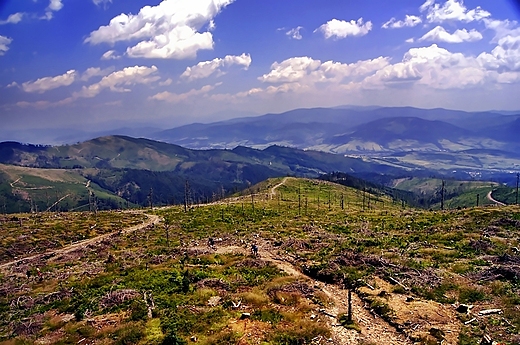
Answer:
150, 106, 518, 156
327, 117, 474, 151
0, 135, 410, 210
483, 117, 520, 143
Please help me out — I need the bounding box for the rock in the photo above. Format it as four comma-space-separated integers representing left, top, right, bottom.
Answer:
456, 304, 473, 314
207, 296, 221, 307
429, 327, 445, 340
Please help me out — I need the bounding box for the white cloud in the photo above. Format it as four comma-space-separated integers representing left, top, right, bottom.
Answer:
478, 37, 520, 72
74, 65, 160, 99
159, 78, 173, 86
258, 56, 390, 85
316, 18, 372, 39
419, 26, 483, 43
180, 53, 251, 81
42, 0, 63, 20
483, 19, 520, 43
14, 66, 162, 109
101, 50, 121, 60
85, 0, 235, 59
47, 0, 63, 11
80, 67, 114, 82
361, 44, 520, 90
382, 15, 422, 29
286, 26, 303, 40
0, 35, 12, 55
21, 70, 77, 93
420, 0, 490, 23
0, 13, 24, 25
93, 0, 112, 6
207, 41, 520, 111
149, 83, 220, 103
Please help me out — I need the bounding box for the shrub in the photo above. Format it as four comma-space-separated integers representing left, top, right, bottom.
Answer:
270, 320, 329, 345
114, 323, 145, 345
252, 309, 283, 324
459, 287, 487, 303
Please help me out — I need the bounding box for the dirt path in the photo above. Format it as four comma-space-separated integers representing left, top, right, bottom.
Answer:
216, 243, 412, 345
487, 190, 506, 206
0, 212, 161, 271
270, 177, 288, 199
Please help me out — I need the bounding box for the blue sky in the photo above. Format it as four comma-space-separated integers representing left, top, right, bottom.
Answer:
1, 0, 520, 139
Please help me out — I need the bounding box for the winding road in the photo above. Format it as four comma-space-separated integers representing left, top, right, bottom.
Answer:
487, 190, 506, 206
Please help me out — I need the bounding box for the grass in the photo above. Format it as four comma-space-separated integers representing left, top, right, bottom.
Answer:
0, 177, 519, 344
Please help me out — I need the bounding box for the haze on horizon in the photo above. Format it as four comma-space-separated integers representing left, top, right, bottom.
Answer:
1, 0, 520, 142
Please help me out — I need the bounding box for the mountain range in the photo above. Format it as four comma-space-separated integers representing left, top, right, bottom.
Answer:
0, 135, 408, 212
150, 106, 520, 158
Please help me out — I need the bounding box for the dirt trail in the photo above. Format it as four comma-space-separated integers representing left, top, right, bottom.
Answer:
487, 190, 506, 206
0, 212, 160, 271
216, 243, 412, 345
270, 177, 288, 199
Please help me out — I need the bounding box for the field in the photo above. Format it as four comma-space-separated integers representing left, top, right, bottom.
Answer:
0, 177, 519, 345
0, 164, 129, 213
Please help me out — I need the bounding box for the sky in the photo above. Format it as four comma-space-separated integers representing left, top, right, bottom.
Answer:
1, 0, 520, 141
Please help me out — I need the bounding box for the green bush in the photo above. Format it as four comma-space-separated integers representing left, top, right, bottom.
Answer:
114, 323, 145, 345
459, 288, 487, 303
252, 309, 283, 324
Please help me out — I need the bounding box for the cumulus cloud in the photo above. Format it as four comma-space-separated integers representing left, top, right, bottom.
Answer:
80, 67, 114, 81
149, 83, 220, 103
286, 26, 303, 40
42, 0, 64, 20
85, 0, 235, 59
483, 19, 520, 44
0, 13, 24, 25
258, 56, 390, 84
478, 36, 520, 72
420, 0, 490, 23
74, 65, 160, 99
14, 66, 162, 109
361, 43, 520, 90
21, 70, 77, 93
382, 15, 422, 29
419, 26, 483, 43
316, 18, 372, 39
180, 53, 251, 81
0, 35, 12, 55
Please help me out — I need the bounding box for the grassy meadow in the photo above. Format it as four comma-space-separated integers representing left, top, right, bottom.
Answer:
0, 177, 519, 344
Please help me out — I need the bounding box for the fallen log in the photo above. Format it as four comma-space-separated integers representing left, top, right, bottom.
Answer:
478, 309, 502, 316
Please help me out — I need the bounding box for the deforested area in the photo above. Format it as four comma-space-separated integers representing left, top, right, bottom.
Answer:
1, 177, 519, 345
